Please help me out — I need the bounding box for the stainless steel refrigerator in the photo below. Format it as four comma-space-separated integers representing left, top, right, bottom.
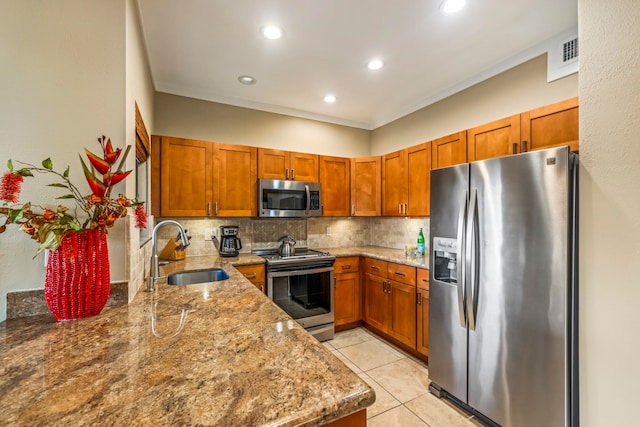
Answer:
428, 146, 578, 427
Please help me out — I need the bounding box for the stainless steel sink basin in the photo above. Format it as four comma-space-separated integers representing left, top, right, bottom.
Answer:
167, 268, 229, 285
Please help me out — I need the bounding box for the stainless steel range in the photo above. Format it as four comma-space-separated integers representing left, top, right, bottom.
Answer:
255, 248, 336, 341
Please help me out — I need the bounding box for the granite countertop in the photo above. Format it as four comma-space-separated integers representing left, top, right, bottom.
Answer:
0, 254, 375, 426
319, 246, 429, 269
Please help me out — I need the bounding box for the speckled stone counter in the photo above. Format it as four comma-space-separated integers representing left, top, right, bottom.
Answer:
0, 254, 375, 426
318, 246, 429, 269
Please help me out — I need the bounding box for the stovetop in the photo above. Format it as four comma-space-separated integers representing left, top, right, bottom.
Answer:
253, 248, 335, 267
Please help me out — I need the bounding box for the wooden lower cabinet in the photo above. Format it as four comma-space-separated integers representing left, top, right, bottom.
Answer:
235, 264, 266, 294
363, 258, 418, 349
416, 268, 430, 356
334, 257, 361, 327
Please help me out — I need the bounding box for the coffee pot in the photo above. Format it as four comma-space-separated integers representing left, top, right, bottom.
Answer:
216, 225, 242, 257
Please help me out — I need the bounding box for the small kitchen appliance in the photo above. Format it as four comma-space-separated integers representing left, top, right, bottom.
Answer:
216, 225, 242, 257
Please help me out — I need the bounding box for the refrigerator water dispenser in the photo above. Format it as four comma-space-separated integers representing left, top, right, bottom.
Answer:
433, 237, 457, 283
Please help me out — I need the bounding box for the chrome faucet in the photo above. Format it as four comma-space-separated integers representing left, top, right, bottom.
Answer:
147, 220, 190, 292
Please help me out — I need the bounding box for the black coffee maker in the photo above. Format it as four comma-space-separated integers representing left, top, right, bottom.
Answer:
216, 225, 242, 257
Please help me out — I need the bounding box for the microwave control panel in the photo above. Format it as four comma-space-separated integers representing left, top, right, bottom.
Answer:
309, 191, 321, 210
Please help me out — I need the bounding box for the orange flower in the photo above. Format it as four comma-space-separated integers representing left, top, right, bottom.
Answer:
43, 209, 55, 221
116, 195, 130, 207
88, 194, 102, 205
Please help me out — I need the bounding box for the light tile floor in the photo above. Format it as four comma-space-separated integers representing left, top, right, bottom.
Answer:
323, 327, 484, 427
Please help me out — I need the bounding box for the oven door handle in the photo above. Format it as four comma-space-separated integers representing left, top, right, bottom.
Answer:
267, 266, 334, 278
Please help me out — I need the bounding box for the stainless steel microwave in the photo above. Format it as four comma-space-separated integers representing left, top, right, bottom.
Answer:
258, 179, 322, 218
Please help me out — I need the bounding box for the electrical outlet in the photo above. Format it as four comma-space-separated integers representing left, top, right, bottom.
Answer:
204, 228, 214, 241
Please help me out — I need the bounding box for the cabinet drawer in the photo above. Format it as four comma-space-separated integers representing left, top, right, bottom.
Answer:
417, 268, 430, 291
388, 262, 416, 286
364, 257, 388, 278
235, 264, 266, 292
335, 256, 359, 274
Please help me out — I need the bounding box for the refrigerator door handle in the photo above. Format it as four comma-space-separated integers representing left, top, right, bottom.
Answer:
456, 190, 468, 328
465, 188, 479, 331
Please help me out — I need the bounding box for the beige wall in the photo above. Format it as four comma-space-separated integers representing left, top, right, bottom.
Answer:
579, 0, 640, 425
154, 93, 371, 157
0, 0, 127, 322
371, 55, 579, 155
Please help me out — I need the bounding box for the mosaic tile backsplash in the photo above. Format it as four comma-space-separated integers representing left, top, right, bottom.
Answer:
156, 216, 430, 256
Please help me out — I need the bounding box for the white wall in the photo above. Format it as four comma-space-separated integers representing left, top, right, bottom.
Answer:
578, 0, 640, 425
154, 93, 371, 158
0, 0, 127, 322
371, 54, 579, 155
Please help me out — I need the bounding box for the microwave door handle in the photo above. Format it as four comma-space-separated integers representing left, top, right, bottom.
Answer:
305, 185, 311, 212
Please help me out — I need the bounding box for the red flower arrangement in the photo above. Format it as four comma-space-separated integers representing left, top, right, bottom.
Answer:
0, 135, 146, 255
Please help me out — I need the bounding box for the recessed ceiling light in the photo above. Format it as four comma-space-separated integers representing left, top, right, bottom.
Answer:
324, 94, 337, 103
367, 59, 384, 71
261, 25, 283, 40
238, 75, 257, 85
440, 0, 466, 14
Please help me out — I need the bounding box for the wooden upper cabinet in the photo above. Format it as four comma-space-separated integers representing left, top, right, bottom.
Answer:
258, 148, 319, 181
160, 136, 213, 217
351, 156, 381, 216
521, 97, 579, 152
382, 142, 431, 217
431, 131, 468, 169
407, 142, 431, 216
290, 152, 319, 181
319, 156, 350, 216
382, 149, 407, 216
467, 115, 521, 162
213, 143, 257, 217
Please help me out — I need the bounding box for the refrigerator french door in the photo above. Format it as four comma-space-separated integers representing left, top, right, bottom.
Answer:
429, 146, 578, 427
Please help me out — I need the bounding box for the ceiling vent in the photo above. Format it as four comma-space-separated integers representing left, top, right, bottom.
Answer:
547, 30, 579, 82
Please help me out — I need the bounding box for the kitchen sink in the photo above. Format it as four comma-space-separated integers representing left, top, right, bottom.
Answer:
167, 268, 229, 285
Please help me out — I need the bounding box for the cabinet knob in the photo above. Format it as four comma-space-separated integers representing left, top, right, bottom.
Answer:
521, 140, 528, 152
244, 273, 257, 279
512, 142, 518, 154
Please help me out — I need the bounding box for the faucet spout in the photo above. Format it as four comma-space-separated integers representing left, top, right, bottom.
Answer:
147, 220, 189, 292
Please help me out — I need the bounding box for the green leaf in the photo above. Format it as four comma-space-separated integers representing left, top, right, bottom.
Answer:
56, 194, 76, 200
9, 209, 24, 222
7, 159, 13, 171
48, 183, 68, 188
34, 230, 60, 258
42, 158, 53, 170
63, 166, 70, 178
17, 169, 33, 177
69, 222, 82, 231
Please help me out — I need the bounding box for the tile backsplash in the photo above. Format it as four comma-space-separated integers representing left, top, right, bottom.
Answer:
156, 216, 430, 256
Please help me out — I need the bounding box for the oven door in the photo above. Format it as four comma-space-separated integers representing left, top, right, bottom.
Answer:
267, 266, 334, 330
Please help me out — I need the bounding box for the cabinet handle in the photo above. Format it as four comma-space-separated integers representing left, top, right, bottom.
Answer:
371, 265, 380, 271
215, 202, 219, 215
207, 202, 211, 216
244, 273, 257, 279
512, 142, 518, 154
404, 203, 408, 215
351, 204, 355, 216
422, 277, 429, 283
341, 264, 351, 269
285, 168, 289, 179
521, 140, 528, 152
394, 271, 407, 277
292, 169, 295, 180
417, 291, 422, 305
260, 285, 265, 292
386, 281, 391, 294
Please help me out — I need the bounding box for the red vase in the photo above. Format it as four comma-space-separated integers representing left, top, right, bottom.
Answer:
44, 229, 111, 321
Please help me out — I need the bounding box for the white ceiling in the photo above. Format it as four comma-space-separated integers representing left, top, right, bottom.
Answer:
137, 0, 578, 130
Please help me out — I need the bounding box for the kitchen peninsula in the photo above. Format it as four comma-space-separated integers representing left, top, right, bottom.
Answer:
0, 255, 374, 426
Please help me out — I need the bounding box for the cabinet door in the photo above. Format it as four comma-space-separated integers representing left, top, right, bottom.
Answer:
335, 272, 361, 326
235, 264, 266, 293
214, 143, 257, 217
416, 288, 429, 356
364, 273, 388, 333
351, 156, 381, 216
290, 152, 319, 181
388, 280, 417, 348
521, 97, 579, 152
382, 149, 408, 216
258, 148, 288, 180
160, 137, 213, 217
431, 131, 468, 169
407, 142, 431, 216
467, 115, 521, 161
320, 156, 350, 216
